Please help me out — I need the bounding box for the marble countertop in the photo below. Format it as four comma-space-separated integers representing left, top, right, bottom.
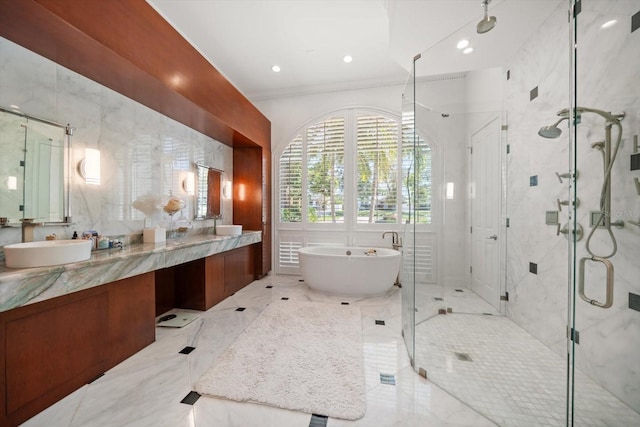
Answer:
0, 231, 262, 313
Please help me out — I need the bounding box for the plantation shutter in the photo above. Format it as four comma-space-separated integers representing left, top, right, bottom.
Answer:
279, 136, 303, 222
306, 117, 345, 223
401, 111, 432, 224
356, 115, 399, 223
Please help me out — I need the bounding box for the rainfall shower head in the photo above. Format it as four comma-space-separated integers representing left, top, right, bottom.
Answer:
477, 0, 497, 34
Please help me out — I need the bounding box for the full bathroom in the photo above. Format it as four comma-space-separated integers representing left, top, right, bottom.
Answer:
0, 1, 639, 426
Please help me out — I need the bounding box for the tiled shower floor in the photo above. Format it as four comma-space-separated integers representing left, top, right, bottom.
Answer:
413, 287, 640, 427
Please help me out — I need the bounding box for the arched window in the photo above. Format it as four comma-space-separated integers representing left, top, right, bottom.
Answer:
277, 110, 431, 227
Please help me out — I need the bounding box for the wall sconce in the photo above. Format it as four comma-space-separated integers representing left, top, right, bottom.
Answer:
7, 176, 17, 190
78, 148, 101, 185
238, 183, 246, 201
222, 180, 232, 199
446, 182, 455, 200
182, 171, 195, 195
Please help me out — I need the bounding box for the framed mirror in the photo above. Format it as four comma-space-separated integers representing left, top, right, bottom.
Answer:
194, 163, 222, 220
0, 107, 70, 225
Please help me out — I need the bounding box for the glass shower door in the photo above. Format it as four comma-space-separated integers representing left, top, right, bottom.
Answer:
400, 67, 416, 365
570, 1, 640, 424
404, 1, 575, 425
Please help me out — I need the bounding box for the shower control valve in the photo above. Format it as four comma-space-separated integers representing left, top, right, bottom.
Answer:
557, 222, 584, 241
555, 170, 578, 184
557, 197, 580, 211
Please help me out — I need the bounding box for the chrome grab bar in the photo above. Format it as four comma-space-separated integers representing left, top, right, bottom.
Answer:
578, 256, 614, 309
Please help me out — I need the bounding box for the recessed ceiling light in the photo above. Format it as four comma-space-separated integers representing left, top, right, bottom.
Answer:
343, 55, 353, 63
601, 19, 617, 29
463, 47, 474, 55
272, 65, 281, 73
456, 39, 469, 50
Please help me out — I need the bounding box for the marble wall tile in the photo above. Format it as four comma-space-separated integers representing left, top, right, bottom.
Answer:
0, 39, 57, 118
0, 36, 234, 245
505, 0, 640, 412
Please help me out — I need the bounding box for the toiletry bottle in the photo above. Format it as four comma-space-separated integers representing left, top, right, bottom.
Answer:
98, 236, 109, 249
72, 231, 78, 239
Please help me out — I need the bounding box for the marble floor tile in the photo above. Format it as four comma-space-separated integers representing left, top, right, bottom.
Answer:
17, 274, 497, 427
21, 386, 87, 427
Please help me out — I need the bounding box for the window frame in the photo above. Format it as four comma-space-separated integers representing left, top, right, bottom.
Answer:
275, 108, 433, 232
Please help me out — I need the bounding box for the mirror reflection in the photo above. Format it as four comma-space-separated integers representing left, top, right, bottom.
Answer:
0, 107, 68, 224
195, 163, 221, 219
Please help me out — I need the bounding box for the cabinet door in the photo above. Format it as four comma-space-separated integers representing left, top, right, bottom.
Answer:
1, 273, 156, 426
205, 254, 225, 309
108, 272, 156, 366
4, 291, 110, 421
224, 245, 256, 295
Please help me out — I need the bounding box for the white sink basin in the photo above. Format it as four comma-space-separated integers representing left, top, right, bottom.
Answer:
4, 239, 92, 268
215, 225, 242, 236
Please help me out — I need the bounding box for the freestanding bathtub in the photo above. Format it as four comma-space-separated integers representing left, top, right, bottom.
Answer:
298, 246, 401, 297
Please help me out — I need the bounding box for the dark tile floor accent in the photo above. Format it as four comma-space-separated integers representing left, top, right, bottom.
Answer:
380, 373, 396, 385
180, 391, 201, 405
179, 346, 196, 355
454, 289, 464, 292
434, 297, 443, 301
375, 320, 385, 325
281, 297, 289, 300
309, 414, 328, 427
235, 307, 246, 311
266, 285, 273, 288
341, 302, 349, 305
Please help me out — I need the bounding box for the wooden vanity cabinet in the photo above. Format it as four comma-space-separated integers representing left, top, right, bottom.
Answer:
0, 272, 155, 427
157, 243, 258, 312
173, 255, 225, 311
223, 244, 257, 295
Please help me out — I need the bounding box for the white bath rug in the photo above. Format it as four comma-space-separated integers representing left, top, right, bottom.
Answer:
195, 300, 366, 420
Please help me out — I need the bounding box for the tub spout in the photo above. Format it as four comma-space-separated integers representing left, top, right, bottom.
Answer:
382, 231, 401, 250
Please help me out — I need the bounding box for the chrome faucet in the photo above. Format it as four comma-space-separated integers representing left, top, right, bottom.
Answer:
212, 214, 223, 235
382, 231, 401, 250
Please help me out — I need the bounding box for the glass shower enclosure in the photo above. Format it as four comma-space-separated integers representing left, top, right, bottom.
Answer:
401, 1, 640, 425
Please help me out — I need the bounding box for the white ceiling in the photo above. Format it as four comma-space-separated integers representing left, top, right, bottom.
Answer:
148, 0, 563, 101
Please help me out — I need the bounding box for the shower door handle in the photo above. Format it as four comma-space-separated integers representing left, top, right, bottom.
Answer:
578, 256, 614, 309
487, 235, 497, 240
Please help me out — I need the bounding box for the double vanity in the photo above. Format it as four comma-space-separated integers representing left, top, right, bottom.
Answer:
0, 230, 261, 426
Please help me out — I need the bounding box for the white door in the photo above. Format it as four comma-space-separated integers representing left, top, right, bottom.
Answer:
470, 118, 501, 309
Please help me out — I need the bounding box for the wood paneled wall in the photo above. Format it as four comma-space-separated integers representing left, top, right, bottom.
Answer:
0, 0, 270, 150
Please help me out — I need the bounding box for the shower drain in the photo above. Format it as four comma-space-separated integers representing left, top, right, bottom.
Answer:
454, 352, 473, 362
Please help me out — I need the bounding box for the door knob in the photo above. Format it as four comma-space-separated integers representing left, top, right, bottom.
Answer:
487, 235, 497, 240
